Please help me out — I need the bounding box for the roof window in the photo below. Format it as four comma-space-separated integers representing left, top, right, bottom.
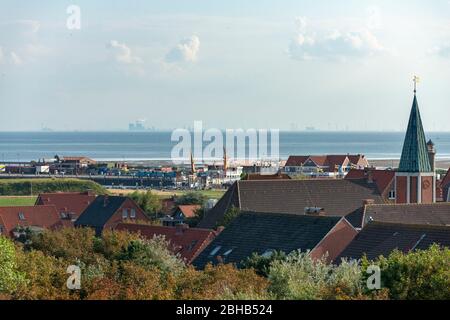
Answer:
209, 246, 221, 256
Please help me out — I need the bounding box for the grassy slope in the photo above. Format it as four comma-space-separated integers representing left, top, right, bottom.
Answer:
107, 188, 226, 200
0, 196, 37, 206
0, 178, 107, 196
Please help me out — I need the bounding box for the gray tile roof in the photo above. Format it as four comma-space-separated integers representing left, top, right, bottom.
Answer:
75, 195, 127, 234
198, 179, 385, 229
336, 222, 450, 261
193, 212, 343, 269
362, 203, 450, 227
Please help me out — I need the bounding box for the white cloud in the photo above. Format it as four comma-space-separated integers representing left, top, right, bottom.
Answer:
428, 44, 450, 58
165, 35, 200, 63
288, 17, 387, 61
10, 51, 22, 65
16, 20, 41, 34
108, 40, 142, 64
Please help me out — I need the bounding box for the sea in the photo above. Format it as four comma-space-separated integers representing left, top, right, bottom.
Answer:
1, 131, 450, 162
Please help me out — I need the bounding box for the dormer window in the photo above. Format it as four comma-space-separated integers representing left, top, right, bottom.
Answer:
122, 208, 128, 219
18, 212, 26, 221
388, 190, 396, 200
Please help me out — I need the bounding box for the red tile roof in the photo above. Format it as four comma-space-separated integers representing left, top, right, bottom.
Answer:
35, 192, 96, 218
285, 155, 368, 172
0, 205, 64, 237
346, 169, 395, 194
176, 205, 201, 218
285, 156, 310, 167
115, 223, 218, 263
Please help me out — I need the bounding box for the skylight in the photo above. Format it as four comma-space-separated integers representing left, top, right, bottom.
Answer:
209, 246, 221, 256
223, 249, 233, 256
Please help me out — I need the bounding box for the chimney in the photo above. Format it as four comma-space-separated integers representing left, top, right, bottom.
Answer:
84, 190, 95, 196
366, 168, 374, 184
427, 140, 436, 172
363, 199, 375, 207
175, 223, 189, 235
304, 207, 325, 216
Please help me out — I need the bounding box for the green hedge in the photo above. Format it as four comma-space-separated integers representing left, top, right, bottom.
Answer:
0, 178, 107, 196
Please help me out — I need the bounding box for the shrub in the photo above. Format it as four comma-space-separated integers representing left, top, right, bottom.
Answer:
268, 251, 366, 300
117, 236, 186, 275
0, 237, 26, 294
366, 244, 450, 300
175, 264, 269, 300
241, 251, 287, 277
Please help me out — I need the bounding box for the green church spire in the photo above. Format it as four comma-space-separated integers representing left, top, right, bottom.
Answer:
398, 90, 432, 173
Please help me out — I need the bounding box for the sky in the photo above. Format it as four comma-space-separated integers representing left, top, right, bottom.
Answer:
0, 0, 450, 132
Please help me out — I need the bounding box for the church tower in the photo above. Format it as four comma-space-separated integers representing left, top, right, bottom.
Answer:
395, 78, 436, 204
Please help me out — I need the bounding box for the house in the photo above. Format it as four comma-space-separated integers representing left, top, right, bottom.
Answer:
115, 223, 219, 264
52, 156, 96, 174
336, 221, 450, 262
0, 205, 66, 238
197, 179, 386, 229
284, 154, 369, 177
35, 191, 97, 221
345, 168, 396, 200
346, 202, 450, 229
441, 168, 450, 202
74, 195, 149, 235
161, 204, 201, 227
193, 212, 358, 269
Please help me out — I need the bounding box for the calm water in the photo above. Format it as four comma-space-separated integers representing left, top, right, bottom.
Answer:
1, 131, 450, 162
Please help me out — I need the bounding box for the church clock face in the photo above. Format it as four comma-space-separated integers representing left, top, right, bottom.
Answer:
422, 179, 431, 190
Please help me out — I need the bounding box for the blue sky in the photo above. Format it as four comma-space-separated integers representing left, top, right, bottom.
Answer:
1, 0, 450, 131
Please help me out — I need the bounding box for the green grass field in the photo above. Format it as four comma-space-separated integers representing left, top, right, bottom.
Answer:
0, 196, 38, 207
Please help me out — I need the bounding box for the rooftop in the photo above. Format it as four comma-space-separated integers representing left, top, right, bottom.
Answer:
194, 212, 344, 269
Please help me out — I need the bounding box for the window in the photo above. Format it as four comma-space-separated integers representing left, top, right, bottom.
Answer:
130, 208, 136, 218
388, 190, 396, 200
223, 249, 233, 256
209, 246, 221, 256
18, 212, 26, 221
0, 225, 3, 234
122, 208, 128, 219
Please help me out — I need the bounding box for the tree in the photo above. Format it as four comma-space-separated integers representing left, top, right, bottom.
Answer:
0, 236, 26, 294
29, 227, 98, 265
129, 191, 162, 219
268, 251, 366, 300
217, 206, 240, 227
117, 237, 185, 276
241, 251, 287, 277
175, 264, 269, 300
175, 192, 206, 206
364, 244, 450, 300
